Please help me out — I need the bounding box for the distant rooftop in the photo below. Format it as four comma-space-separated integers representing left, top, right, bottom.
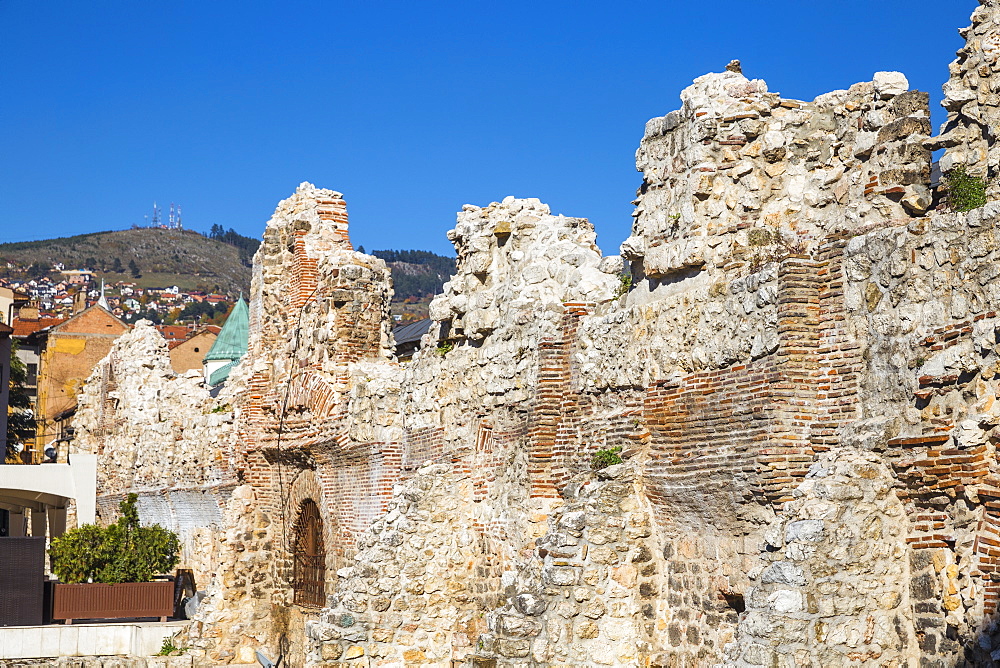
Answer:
393, 318, 431, 361
393, 318, 432, 347
203, 296, 249, 364
11, 317, 66, 338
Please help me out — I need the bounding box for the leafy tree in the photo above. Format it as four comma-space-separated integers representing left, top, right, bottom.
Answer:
111, 257, 124, 273
207, 226, 260, 268
6, 342, 35, 462
47, 525, 110, 582
26, 261, 48, 279
128, 259, 141, 278
126, 308, 162, 325
176, 300, 230, 323
371, 249, 456, 302
49, 493, 179, 583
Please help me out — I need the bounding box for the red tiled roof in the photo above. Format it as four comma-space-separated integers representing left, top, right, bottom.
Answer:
11, 317, 67, 337
166, 325, 220, 349
156, 325, 190, 341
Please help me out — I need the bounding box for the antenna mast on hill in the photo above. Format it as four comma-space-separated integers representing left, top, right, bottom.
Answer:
176, 204, 183, 230
169, 202, 175, 227
151, 201, 161, 228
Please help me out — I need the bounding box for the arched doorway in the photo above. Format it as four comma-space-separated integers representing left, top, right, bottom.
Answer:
292, 499, 326, 607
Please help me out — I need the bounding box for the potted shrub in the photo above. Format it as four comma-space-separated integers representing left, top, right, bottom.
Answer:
49, 493, 180, 624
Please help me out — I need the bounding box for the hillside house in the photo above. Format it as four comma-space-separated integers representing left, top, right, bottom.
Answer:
168, 326, 219, 374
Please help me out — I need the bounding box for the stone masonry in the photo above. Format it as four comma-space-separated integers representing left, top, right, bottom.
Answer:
65, 2, 1000, 666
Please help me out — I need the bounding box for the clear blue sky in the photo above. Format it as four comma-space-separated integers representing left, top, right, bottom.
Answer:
0, 1, 974, 256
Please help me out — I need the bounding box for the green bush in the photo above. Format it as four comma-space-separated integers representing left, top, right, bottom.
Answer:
613, 273, 632, 299
49, 493, 179, 584
591, 446, 623, 471
944, 165, 988, 212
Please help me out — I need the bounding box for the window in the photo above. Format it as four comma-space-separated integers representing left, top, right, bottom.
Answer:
292, 499, 326, 607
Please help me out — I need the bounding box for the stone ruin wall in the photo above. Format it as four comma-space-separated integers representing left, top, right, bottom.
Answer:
67, 1, 1000, 666
72, 323, 238, 588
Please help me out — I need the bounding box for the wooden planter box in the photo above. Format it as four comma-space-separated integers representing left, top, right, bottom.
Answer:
52, 581, 174, 624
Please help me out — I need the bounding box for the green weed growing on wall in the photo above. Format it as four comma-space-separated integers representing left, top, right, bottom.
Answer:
944, 165, 988, 212
592, 445, 623, 471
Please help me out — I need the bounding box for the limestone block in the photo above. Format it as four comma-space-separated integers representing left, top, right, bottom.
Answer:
873, 71, 909, 99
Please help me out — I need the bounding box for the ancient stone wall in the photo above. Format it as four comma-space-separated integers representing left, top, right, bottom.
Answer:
304, 463, 496, 666
72, 321, 237, 587
67, 3, 1000, 667
937, 0, 1000, 196
477, 462, 664, 666
727, 451, 918, 667
622, 66, 930, 283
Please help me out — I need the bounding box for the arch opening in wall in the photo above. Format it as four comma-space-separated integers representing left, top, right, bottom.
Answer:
292, 498, 326, 607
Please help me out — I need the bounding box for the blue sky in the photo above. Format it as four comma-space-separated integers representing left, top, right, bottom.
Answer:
0, 1, 974, 256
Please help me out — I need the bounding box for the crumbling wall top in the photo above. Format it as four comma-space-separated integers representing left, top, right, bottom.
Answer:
428, 196, 618, 343
936, 1, 1000, 196
73, 320, 224, 493
247, 184, 394, 382
625, 66, 931, 280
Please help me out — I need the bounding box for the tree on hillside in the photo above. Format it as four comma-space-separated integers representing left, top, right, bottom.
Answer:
123, 308, 162, 325
112, 257, 124, 273
371, 250, 456, 302
177, 300, 229, 324
128, 259, 141, 278
26, 262, 48, 279
207, 226, 260, 268
7, 343, 35, 462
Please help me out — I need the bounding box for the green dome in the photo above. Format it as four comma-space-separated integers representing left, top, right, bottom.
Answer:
203, 296, 249, 363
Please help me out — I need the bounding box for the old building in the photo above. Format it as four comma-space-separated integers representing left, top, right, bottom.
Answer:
10, 311, 65, 409
0, 320, 12, 459
34, 305, 128, 461
391, 318, 431, 362
0, 286, 29, 325
168, 325, 219, 375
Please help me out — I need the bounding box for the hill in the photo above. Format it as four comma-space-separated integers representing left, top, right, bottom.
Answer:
0, 230, 456, 320
0, 228, 252, 295
367, 248, 455, 321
